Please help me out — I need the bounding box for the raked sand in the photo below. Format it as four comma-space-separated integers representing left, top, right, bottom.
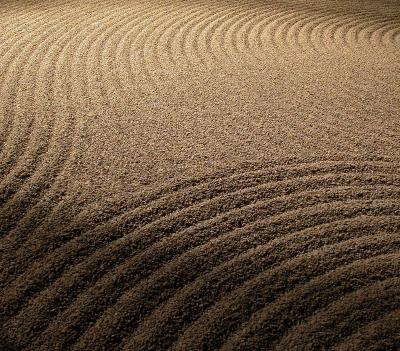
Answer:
1, 0, 400, 350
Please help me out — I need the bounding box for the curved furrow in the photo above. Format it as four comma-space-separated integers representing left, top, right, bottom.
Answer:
307, 11, 347, 52
64, 201, 398, 350
220, 254, 400, 350
119, 230, 400, 350
135, 0, 223, 88
1, 159, 397, 283
190, 0, 270, 69
317, 13, 359, 50
168, 1, 220, 70
0, 3, 57, 60
112, 0, 208, 90
75, 0, 147, 116
382, 23, 400, 47
2, 161, 397, 291
0, 2, 116, 234
332, 309, 400, 351
274, 10, 307, 50
69, 0, 168, 124
57, 217, 398, 346
164, 0, 258, 70
112, 0, 184, 95
154, 1, 211, 73
125, 1, 187, 92
272, 7, 313, 51
2, 1, 399, 349
209, 1, 266, 65
0, 3, 65, 165
140, 1, 208, 81
35, 216, 397, 349
70, 0, 137, 100
0, 0, 133, 240
0, 14, 78, 205
256, 3, 320, 52
85, 3, 146, 116
1, 160, 337, 260
218, 1, 289, 64
3, 182, 398, 350
0, 1, 94, 178
284, 5, 355, 52
330, 13, 377, 49
355, 15, 400, 49
192, 0, 273, 67
255, 2, 335, 53
3, 162, 338, 289
293, 6, 338, 51
246, 7, 286, 57
235, 3, 280, 60
246, 2, 324, 56
0, 0, 70, 56
95, 1, 175, 99
321, 12, 378, 50
354, 17, 393, 46
103, 0, 218, 109
275, 278, 400, 350
273, 8, 323, 52
0, 4, 75, 174
263, 9, 302, 51
164, 1, 219, 70
173, 253, 399, 350
188, 1, 250, 67
0, 3, 123, 240
334, 12, 373, 48
175, 1, 231, 68
0, 159, 281, 270
209, 23, 332, 156
130, 230, 400, 351
311, 2, 400, 50
41, 209, 398, 350
370, 20, 400, 48
292, 10, 339, 53
344, 15, 394, 49
16, 201, 398, 350
109, 1, 186, 85
0, 2, 101, 138
0, 153, 236, 261
187, 1, 239, 67
6, 167, 391, 291
260, 3, 324, 52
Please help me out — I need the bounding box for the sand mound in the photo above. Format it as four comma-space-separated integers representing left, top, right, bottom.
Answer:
1, 0, 399, 350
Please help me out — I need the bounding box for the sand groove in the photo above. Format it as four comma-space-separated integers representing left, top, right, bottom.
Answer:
1, 0, 399, 349
1, 158, 400, 349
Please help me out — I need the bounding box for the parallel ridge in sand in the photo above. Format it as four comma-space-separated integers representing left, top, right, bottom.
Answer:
1, 159, 400, 350
1, 0, 400, 350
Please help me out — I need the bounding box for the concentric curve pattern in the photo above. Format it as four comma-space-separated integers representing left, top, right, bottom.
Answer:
1, 0, 399, 350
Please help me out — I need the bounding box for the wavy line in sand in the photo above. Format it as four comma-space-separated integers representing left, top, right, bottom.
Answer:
2, 159, 397, 281
1, 160, 398, 350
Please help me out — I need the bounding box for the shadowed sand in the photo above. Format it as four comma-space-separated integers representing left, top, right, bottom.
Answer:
0, 0, 399, 350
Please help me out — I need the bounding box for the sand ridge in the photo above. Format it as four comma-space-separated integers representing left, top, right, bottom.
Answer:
1, 0, 400, 350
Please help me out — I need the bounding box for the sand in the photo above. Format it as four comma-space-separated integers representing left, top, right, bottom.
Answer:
0, 0, 399, 350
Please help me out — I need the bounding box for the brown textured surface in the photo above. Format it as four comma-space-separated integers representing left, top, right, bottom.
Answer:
0, 0, 400, 350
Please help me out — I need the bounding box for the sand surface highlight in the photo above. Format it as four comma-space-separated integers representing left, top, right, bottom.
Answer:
1, 0, 400, 350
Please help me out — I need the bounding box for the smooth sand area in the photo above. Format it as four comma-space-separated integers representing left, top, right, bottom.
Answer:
1, 0, 399, 349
